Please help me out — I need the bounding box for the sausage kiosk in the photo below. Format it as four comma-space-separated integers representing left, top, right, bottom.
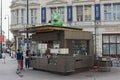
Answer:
28, 25, 94, 73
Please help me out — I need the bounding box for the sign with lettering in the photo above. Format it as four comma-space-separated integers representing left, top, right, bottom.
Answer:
95, 4, 101, 20
67, 6, 73, 22
0, 35, 4, 42
41, 7, 46, 23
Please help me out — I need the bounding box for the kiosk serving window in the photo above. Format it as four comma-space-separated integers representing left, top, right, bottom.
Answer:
68, 40, 89, 56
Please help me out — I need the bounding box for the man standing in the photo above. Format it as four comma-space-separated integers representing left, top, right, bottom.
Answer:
16, 49, 23, 73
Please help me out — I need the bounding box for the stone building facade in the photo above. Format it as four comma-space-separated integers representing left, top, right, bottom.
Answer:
10, 0, 120, 57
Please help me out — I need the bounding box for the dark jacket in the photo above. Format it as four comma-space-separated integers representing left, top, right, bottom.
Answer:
16, 52, 23, 60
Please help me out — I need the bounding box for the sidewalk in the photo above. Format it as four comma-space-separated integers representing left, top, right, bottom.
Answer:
0, 54, 19, 80
0, 54, 120, 80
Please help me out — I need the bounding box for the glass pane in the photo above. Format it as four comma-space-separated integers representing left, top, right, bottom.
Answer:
110, 44, 116, 54
72, 40, 88, 55
117, 13, 120, 20
113, 13, 116, 20
76, 6, 83, 21
51, 8, 56, 20
77, 6, 83, 15
117, 36, 120, 43
103, 36, 109, 43
103, 44, 109, 54
58, 7, 64, 21
104, 4, 112, 20
107, 14, 112, 20
104, 14, 108, 20
77, 15, 83, 21
107, 5, 111, 13
84, 5, 91, 21
113, 4, 116, 11
117, 44, 120, 54
113, 4, 120, 20
110, 35, 116, 43
116, 4, 120, 20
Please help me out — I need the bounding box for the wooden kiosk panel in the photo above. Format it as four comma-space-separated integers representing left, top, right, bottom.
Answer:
64, 30, 92, 39
32, 32, 59, 41
27, 25, 94, 74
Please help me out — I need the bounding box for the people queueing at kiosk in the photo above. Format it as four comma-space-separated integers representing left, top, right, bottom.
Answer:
16, 49, 23, 73
16, 49, 32, 71
25, 50, 30, 69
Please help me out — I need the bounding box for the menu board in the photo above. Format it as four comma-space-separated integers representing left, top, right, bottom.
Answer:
38, 44, 47, 49
50, 48, 69, 54
38, 43, 47, 54
50, 49, 59, 54
59, 48, 69, 54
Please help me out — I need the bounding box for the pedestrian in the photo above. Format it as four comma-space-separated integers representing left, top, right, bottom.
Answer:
11, 50, 16, 58
46, 48, 52, 64
20, 52, 24, 70
25, 50, 30, 69
16, 49, 23, 73
2, 51, 6, 64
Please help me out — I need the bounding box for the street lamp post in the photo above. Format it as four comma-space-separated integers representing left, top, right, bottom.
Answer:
94, 20, 97, 59
0, 0, 2, 57
26, 0, 29, 50
94, 3, 100, 66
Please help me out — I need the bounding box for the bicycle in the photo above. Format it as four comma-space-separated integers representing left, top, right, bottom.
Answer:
112, 57, 120, 67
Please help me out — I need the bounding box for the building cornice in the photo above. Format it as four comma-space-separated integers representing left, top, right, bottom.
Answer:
29, 3, 40, 6
72, 0, 95, 3
46, 0, 67, 5
10, 3, 25, 8
10, 2, 40, 8
100, 0, 119, 1
10, 2, 40, 9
